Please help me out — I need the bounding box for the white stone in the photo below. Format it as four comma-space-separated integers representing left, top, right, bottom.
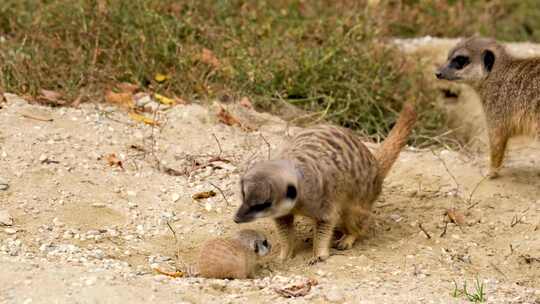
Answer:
4, 228, 17, 235
0, 210, 13, 226
325, 288, 345, 303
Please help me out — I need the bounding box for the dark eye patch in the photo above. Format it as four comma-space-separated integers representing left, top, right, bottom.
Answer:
250, 201, 272, 212
450, 55, 470, 70
262, 240, 268, 247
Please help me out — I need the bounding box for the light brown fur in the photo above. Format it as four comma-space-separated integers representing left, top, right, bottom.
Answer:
197, 229, 270, 279
234, 103, 416, 264
437, 36, 540, 178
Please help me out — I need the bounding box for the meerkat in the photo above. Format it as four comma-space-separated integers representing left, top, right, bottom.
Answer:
436, 36, 540, 178
233, 103, 416, 264
196, 229, 271, 279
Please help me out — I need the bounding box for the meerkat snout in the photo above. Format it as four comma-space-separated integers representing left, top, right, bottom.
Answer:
234, 160, 299, 224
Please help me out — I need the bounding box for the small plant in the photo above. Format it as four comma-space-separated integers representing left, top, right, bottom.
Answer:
452, 278, 486, 303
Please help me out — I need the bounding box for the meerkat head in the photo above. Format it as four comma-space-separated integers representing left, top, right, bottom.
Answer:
234, 160, 299, 224
436, 37, 506, 84
235, 229, 272, 257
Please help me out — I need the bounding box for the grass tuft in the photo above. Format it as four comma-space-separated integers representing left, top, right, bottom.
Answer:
452, 278, 486, 303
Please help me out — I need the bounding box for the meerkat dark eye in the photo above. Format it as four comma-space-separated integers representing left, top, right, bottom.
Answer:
482, 50, 495, 72
250, 201, 272, 212
450, 55, 470, 70
286, 184, 297, 200
262, 240, 268, 247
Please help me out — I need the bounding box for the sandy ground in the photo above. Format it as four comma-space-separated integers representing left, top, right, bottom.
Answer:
1, 38, 540, 304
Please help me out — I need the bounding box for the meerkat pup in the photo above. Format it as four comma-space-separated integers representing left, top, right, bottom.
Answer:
197, 229, 271, 279
233, 103, 416, 264
436, 36, 540, 178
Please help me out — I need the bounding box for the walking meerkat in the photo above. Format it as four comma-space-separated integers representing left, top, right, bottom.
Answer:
197, 229, 271, 279
233, 103, 416, 264
436, 36, 540, 178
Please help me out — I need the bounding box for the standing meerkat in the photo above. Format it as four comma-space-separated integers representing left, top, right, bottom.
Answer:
436, 36, 540, 178
197, 229, 271, 279
233, 103, 416, 264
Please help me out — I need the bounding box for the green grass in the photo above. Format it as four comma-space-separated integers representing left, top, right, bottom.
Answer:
452, 278, 486, 303
4, 1, 540, 145
378, 0, 540, 42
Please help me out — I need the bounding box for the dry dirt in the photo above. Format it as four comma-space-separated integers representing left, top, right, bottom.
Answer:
1, 38, 540, 304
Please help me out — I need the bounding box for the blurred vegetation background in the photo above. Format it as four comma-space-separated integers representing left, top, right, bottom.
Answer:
1, 0, 539, 144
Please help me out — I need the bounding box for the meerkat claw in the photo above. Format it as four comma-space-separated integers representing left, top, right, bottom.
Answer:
307, 255, 328, 265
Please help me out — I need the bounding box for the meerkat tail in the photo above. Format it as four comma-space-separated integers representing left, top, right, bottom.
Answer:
375, 102, 417, 179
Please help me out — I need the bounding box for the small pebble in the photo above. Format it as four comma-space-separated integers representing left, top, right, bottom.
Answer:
325, 288, 345, 303
0, 177, 8, 191
0, 210, 14, 226
5, 228, 17, 235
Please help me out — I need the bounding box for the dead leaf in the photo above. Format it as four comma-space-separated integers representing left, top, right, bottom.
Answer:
154, 73, 170, 83
217, 106, 241, 127
37, 89, 65, 106
192, 191, 217, 200
154, 93, 175, 105
104, 153, 123, 169
154, 268, 184, 278
239, 97, 253, 109
446, 208, 465, 226
128, 112, 160, 126
117, 82, 139, 94
105, 91, 134, 109
71, 94, 83, 108
274, 278, 318, 298
40, 89, 62, 102
200, 48, 221, 69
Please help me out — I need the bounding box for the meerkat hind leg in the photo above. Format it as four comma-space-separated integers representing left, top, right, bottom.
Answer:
334, 205, 369, 250
488, 127, 509, 179
274, 215, 296, 261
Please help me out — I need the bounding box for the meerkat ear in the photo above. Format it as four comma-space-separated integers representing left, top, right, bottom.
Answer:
286, 184, 297, 200
482, 50, 495, 72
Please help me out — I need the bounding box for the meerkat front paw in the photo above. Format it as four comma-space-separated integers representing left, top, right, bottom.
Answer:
278, 246, 295, 261
307, 254, 329, 265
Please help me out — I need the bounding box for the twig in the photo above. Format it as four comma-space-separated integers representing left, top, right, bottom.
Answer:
212, 133, 223, 157
467, 200, 482, 210
430, 149, 460, 196
504, 244, 516, 260
209, 182, 230, 206
166, 221, 182, 272
418, 223, 432, 239
440, 221, 449, 238
510, 207, 530, 228
260, 133, 271, 160
467, 176, 488, 205
20, 113, 53, 122
489, 262, 508, 280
